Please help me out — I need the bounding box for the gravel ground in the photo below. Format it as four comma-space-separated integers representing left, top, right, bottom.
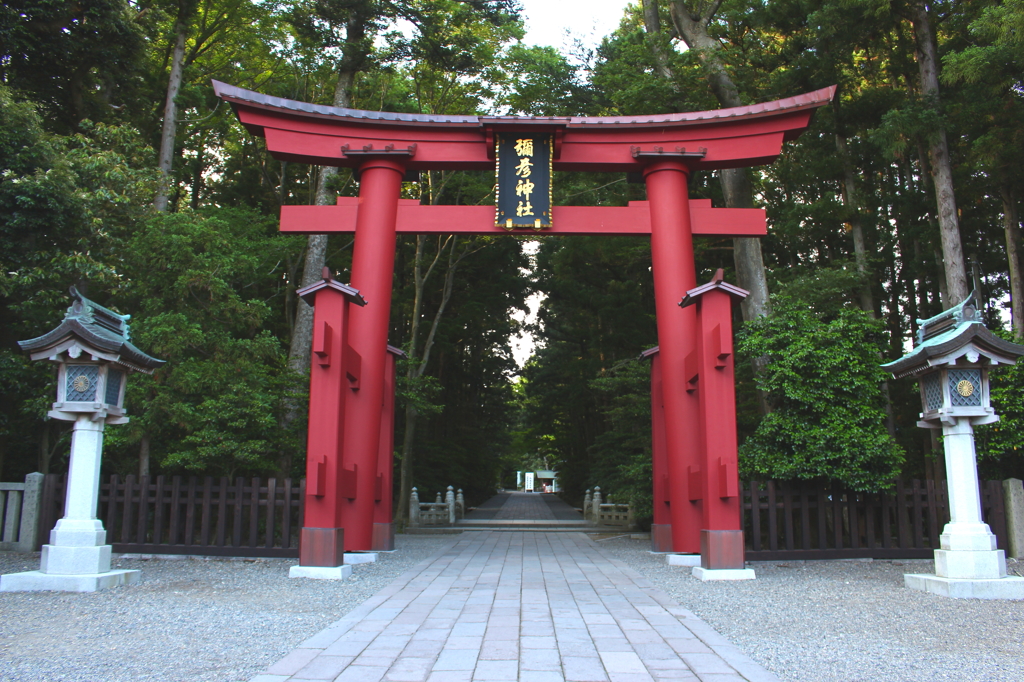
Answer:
4, 532, 1022, 682
0, 534, 457, 682
596, 535, 1024, 682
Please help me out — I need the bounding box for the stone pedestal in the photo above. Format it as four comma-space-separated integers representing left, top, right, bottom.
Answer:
289, 565, 353, 579
1, 417, 140, 592
692, 567, 756, 581
343, 552, 378, 564
905, 418, 1024, 599
665, 554, 701, 567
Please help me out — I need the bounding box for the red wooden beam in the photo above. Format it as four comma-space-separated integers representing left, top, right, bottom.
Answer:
214, 81, 835, 173
280, 199, 766, 238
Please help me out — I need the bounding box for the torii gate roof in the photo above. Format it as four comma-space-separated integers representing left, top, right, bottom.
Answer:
214, 81, 835, 173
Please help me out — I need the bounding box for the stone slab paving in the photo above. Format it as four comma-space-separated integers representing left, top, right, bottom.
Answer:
493, 493, 557, 520
252, 532, 778, 682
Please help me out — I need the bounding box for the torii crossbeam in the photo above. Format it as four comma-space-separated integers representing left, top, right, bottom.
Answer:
216, 81, 834, 570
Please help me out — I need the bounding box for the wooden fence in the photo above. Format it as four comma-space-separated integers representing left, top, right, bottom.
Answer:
27, 475, 1010, 561
39, 474, 303, 558
744, 479, 1008, 561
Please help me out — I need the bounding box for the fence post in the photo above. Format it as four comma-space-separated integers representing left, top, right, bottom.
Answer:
409, 488, 420, 527
1004, 478, 1024, 559
456, 489, 465, 518
583, 489, 591, 520
446, 486, 456, 524
17, 473, 44, 553
627, 502, 635, 530
593, 487, 602, 523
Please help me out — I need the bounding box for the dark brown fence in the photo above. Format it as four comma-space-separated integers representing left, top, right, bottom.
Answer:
744, 479, 1008, 561
39, 474, 303, 558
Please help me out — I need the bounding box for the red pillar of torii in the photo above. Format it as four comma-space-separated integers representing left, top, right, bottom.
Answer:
216, 81, 833, 562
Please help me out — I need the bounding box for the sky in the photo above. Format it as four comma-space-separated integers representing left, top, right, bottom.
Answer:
518, 0, 634, 50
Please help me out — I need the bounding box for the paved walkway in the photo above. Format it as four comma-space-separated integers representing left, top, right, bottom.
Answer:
255, 532, 778, 682
458, 492, 590, 530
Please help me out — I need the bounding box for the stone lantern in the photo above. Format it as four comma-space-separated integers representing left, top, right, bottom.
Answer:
883, 295, 1024, 599
0, 287, 164, 592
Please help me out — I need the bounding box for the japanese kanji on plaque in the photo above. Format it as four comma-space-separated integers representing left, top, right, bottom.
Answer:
494, 133, 552, 230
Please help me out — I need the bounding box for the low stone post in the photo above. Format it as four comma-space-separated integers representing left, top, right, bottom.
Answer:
456, 489, 465, 518
1005, 478, 1024, 559
409, 488, 420, 527
592, 487, 602, 523
583, 489, 591, 520
435, 492, 442, 504
446, 486, 456, 525
17, 473, 44, 553
627, 502, 636, 531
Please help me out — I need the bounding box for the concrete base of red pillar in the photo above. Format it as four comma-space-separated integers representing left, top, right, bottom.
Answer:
299, 527, 345, 567
371, 522, 396, 551
650, 524, 673, 553
700, 529, 745, 570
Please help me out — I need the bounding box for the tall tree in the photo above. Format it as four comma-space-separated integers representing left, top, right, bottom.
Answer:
904, 0, 969, 303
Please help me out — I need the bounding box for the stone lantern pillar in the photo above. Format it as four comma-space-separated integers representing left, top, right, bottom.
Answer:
1, 288, 164, 592
883, 295, 1024, 599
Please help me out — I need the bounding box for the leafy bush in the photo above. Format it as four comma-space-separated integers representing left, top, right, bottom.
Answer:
738, 292, 904, 491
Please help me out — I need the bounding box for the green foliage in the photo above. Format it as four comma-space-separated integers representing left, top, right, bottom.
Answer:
737, 276, 904, 491
103, 208, 305, 477
588, 359, 653, 521
0, 0, 146, 131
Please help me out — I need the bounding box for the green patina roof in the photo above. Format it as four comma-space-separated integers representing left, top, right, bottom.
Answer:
882, 293, 1024, 377
18, 287, 165, 373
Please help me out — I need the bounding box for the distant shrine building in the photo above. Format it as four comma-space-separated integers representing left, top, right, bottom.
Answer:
216, 81, 835, 574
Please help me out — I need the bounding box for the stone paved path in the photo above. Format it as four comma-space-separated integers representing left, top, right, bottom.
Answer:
254, 532, 778, 682
459, 492, 590, 529
492, 493, 557, 520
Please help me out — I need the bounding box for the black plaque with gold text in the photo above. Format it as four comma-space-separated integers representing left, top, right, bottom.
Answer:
495, 134, 552, 230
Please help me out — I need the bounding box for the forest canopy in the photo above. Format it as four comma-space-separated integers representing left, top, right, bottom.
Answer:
2, 0, 1023, 522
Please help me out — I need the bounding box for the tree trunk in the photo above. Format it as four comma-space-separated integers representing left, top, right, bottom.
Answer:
396, 404, 418, 526
910, 0, 969, 303
138, 434, 151, 478
719, 167, 771, 320
37, 423, 50, 474
641, 0, 681, 102
835, 132, 875, 316
286, 70, 356, 376
154, 21, 187, 212
1000, 185, 1024, 338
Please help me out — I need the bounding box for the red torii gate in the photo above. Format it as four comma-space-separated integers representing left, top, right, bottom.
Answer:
215, 81, 834, 570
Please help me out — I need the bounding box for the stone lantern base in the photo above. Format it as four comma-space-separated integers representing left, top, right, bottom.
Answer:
0, 518, 140, 593
905, 527, 1024, 599
904, 573, 1024, 599
0, 568, 141, 593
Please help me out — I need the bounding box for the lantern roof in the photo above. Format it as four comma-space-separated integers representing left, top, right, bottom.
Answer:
296, 267, 367, 306
882, 294, 1024, 379
17, 287, 165, 374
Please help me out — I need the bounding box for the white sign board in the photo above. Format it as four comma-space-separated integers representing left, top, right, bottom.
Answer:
524, 472, 535, 492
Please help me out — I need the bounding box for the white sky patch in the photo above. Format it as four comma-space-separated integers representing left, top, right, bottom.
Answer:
511, 241, 545, 368
519, 0, 635, 50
